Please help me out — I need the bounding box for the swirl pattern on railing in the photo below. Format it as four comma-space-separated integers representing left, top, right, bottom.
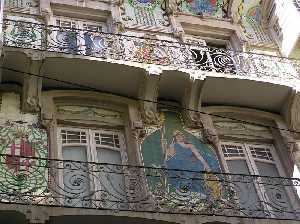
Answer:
2, 19, 300, 85
0, 154, 299, 220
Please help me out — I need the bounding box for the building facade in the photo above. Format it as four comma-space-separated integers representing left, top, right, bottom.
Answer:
0, 0, 300, 223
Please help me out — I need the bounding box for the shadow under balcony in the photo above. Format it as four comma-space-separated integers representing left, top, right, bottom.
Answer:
0, 154, 299, 222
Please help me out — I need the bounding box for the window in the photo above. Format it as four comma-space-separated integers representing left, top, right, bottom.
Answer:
221, 142, 295, 219
51, 17, 106, 55
5, 0, 25, 8
58, 127, 127, 208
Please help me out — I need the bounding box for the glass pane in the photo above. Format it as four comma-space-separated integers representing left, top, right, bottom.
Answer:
96, 148, 127, 209
63, 146, 90, 207
256, 161, 295, 219
97, 147, 121, 164
227, 160, 265, 217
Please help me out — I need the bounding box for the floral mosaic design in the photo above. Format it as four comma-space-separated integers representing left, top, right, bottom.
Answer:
177, 0, 229, 18
121, 0, 170, 29
238, 0, 273, 45
134, 40, 170, 64
0, 122, 48, 195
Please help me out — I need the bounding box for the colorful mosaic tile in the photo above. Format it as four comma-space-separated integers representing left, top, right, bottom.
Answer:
177, 0, 229, 18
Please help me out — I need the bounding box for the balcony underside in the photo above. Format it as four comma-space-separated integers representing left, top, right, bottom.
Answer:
0, 203, 241, 224
2, 49, 292, 113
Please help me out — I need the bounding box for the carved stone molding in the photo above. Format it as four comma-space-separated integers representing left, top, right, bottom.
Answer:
288, 91, 300, 134
202, 127, 219, 148
23, 50, 46, 61
39, 0, 51, 21
200, 113, 220, 151
139, 69, 161, 126
111, 0, 126, 34
22, 75, 42, 113
40, 112, 56, 129
294, 143, 300, 170
182, 79, 203, 128
21, 58, 44, 113
40, 95, 57, 130
131, 121, 146, 141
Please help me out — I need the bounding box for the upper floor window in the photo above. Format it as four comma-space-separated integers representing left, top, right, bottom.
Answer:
55, 18, 104, 32
50, 17, 107, 55
221, 142, 296, 219
4, 0, 38, 12
57, 127, 127, 208
5, 0, 26, 8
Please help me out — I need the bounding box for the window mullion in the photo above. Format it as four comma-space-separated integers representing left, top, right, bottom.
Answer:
244, 143, 273, 217
88, 129, 100, 203
56, 127, 65, 206
218, 143, 231, 174
243, 143, 260, 175
88, 129, 97, 163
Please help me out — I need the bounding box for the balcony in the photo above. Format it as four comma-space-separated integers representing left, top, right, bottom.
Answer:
0, 154, 299, 221
2, 19, 300, 89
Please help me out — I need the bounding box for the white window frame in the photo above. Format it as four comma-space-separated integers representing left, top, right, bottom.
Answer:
220, 141, 297, 218
57, 126, 128, 206
53, 16, 106, 32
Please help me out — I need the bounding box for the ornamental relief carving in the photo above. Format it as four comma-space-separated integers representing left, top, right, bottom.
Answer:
289, 92, 300, 134
213, 117, 273, 140
56, 105, 123, 120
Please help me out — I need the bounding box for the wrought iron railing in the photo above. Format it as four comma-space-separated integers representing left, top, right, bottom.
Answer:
0, 154, 300, 220
2, 19, 300, 86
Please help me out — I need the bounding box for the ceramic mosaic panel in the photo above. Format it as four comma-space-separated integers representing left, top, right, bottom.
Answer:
238, 0, 272, 45
177, 0, 229, 18
141, 111, 222, 199
0, 123, 48, 196
121, 0, 170, 30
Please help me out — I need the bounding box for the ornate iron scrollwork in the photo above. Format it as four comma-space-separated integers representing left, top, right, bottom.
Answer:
0, 154, 299, 220
3, 19, 300, 86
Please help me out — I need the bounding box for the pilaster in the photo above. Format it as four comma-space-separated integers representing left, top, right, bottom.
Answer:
283, 90, 300, 170
182, 78, 203, 128
139, 66, 161, 126
22, 59, 43, 113
40, 0, 51, 19
274, 119, 295, 175
111, 0, 125, 33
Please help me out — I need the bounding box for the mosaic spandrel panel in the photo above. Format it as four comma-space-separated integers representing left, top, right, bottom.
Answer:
238, 0, 273, 45
141, 111, 227, 210
121, 0, 171, 30
0, 123, 48, 200
177, 0, 229, 18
